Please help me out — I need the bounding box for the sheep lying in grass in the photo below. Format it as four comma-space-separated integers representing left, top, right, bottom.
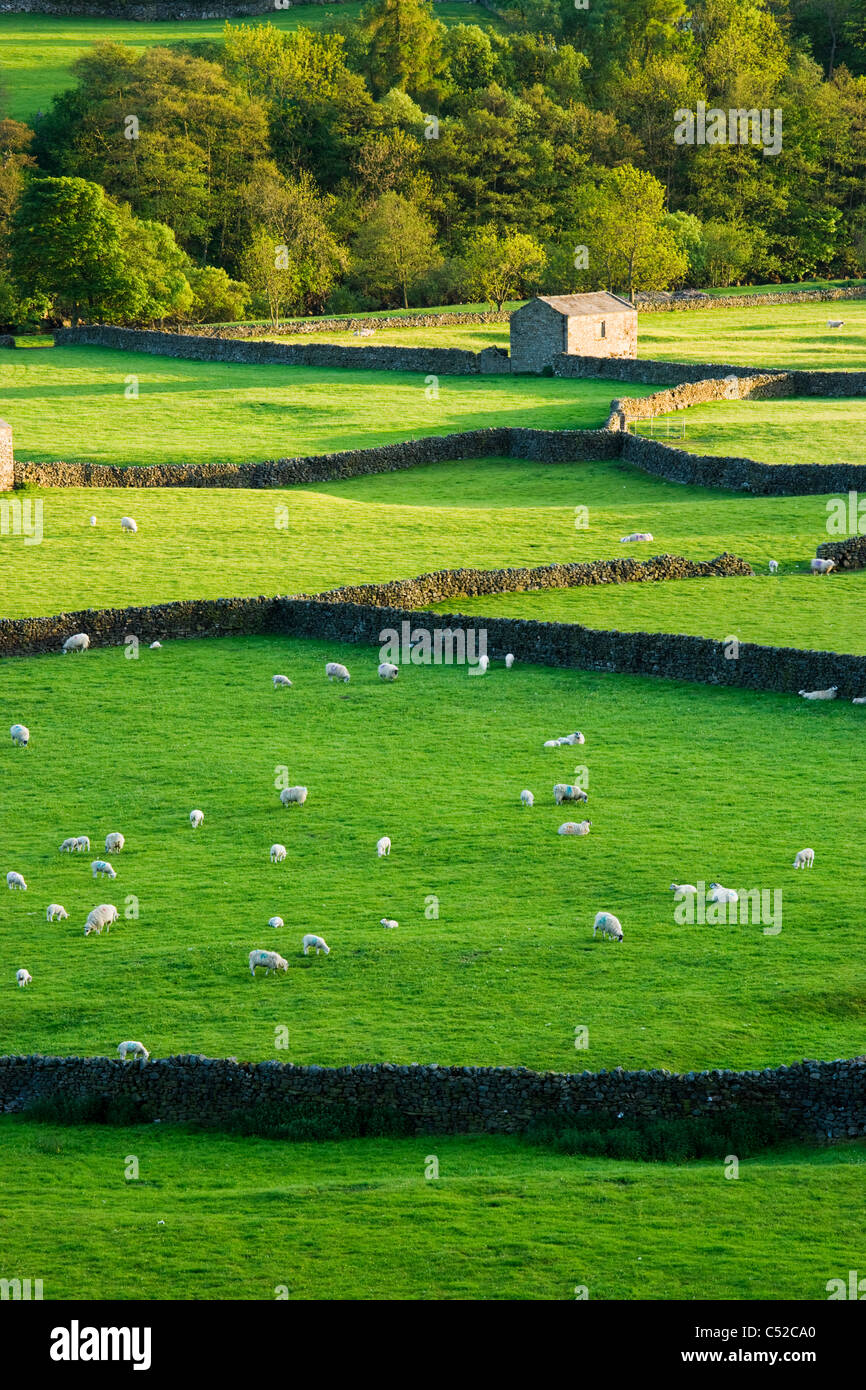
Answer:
799, 686, 838, 700
621, 533, 653, 543
105, 833, 125, 853
593, 911, 623, 942
325, 662, 350, 683
768, 560, 779, 573
708, 882, 738, 904
280, 786, 307, 806
793, 848, 815, 868
84, 904, 118, 936
10, 723, 29, 747
554, 783, 588, 806
16, 968, 32, 987
189, 809, 204, 828
62, 633, 90, 654
91, 859, 116, 879
377, 836, 391, 857
273, 674, 292, 688
120, 517, 138, 534
520, 790, 534, 807
558, 820, 591, 836
810, 558, 835, 574
544, 732, 585, 748
670, 883, 698, 896
249, 949, 289, 977
854, 697, 866, 705
270, 844, 287, 863
268, 916, 284, 929
46, 904, 68, 922
378, 662, 399, 680
150, 641, 162, 649
380, 918, 398, 929
6, 871, 26, 890
117, 1040, 149, 1061
303, 934, 330, 955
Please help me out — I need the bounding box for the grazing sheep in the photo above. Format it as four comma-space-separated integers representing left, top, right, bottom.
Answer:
62, 633, 90, 654
768, 559, 779, 573
73, 836, 90, 852
59, 838, 77, 853
16, 969, 32, 987
89, 516, 97, 526
273, 674, 292, 688
84, 904, 118, 936
6, 871, 26, 890
554, 783, 588, 806
810, 558, 835, 574
520, 790, 534, 807
249, 949, 289, 977
270, 844, 287, 863
621, 533, 653, 543
325, 662, 350, 683
268, 916, 284, 929
505, 654, 515, 668
558, 820, 591, 836
105, 832, 125, 853
475, 654, 490, 674
380, 918, 399, 929
799, 686, 838, 700
46, 904, 68, 922
302, 933, 330, 955
828, 319, 845, 328
117, 1040, 149, 1061
279, 786, 308, 806
10, 723, 29, 747
793, 848, 815, 869
189, 809, 204, 828
377, 836, 391, 857
91, 859, 116, 880
670, 883, 698, 895
707, 882, 738, 904
150, 641, 162, 649
120, 517, 138, 534
593, 911, 623, 942
378, 662, 399, 681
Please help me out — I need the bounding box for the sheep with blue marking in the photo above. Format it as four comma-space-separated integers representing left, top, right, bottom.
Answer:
593, 911, 623, 942
554, 783, 587, 806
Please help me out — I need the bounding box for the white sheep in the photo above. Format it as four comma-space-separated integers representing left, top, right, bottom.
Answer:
273, 674, 292, 687
554, 783, 588, 806
621, 533, 653, 543
6, 871, 26, 890
270, 844, 287, 863
810, 558, 835, 574
593, 910, 623, 942
59, 838, 77, 852
799, 686, 838, 700
303, 933, 330, 955
545, 732, 585, 747
828, 319, 845, 328
46, 904, 68, 922
10, 723, 29, 747
73, 836, 90, 852
120, 517, 138, 534
268, 916, 284, 929
89, 515, 97, 526
117, 1040, 149, 1061
62, 633, 90, 654
105, 832, 125, 853
670, 883, 698, 895
84, 903, 118, 936
853, 697, 866, 705
189, 809, 204, 828
150, 641, 162, 649
378, 662, 399, 681
475, 654, 490, 674
505, 654, 515, 668
707, 882, 738, 904
558, 820, 591, 836
380, 918, 399, 929
16, 968, 32, 987
793, 848, 815, 869
768, 559, 779, 573
520, 790, 534, 807
279, 786, 308, 806
377, 836, 391, 857
91, 859, 116, 879
249, 949, 289, 977
325, 662, 350, 683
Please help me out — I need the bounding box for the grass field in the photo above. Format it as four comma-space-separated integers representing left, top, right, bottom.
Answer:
0, 346, 649, 466
643, 396, 866, 467
0, 6, 502, 122
1, 634, 863, 1072
0, 1118, 861, 1300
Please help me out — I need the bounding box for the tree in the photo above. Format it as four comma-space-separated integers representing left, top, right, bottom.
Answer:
186, 265, 250, 324
351, 191, 440, 307
115, 206, 194, 324
242, 169, 348, 315
239, 227, 301, 328
463, 226, 546, 310
9, 176, 130, 323
577, 165, 688, 302
360, 0, 446, 100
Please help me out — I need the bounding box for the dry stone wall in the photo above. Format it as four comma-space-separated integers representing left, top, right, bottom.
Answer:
622, 433, 866, 496
816, 534, 866, 570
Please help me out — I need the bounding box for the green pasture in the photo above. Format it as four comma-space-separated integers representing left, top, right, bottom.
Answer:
643, 396, 866, 467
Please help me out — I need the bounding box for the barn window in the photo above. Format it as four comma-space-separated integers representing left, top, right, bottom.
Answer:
600, 320, 606, 338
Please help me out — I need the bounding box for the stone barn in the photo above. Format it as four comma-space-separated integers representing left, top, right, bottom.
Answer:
509, 293, 637, 373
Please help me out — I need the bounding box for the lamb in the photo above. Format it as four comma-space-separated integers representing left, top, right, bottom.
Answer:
380, 918, 399, 929
378, 662, 399, 681
303, 933, 330, 955
6, 871, 26, 890
91, 859, 116, 879
621, 533, 653, 543
73, 836, 90, 852
46, 904, 68, 922
16, 969, 32, 987
799, 686, 838, 700
707, 882, 738, 904
670, 883, 698, 895
325, 662, 350, 683
768, 559, 779, 573
59, 839, 78, 853
273, 674, 293, 688
249, 949, 289, 977
268, 916, 284, 929
593, 910, 623, 942
828, 319, 845, 328
120, 517, 138, 534
377, 836, 391, 857
279, 786, 308, 806
117, 1040, 149, 1061
270, 844, 287, 863
793, 848, 815, 869
558, 820, 591, 836
84, 903, 118, 936
10, 723, 29, 747
520, 790, 534, 807
62, 633, 90, 654
505, 654, 515, 668
189, 809, 204, 828
105, 832, 125, 853
554, 783, 588, 806
475, 654, 490, 674
810, 558, 835, 574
